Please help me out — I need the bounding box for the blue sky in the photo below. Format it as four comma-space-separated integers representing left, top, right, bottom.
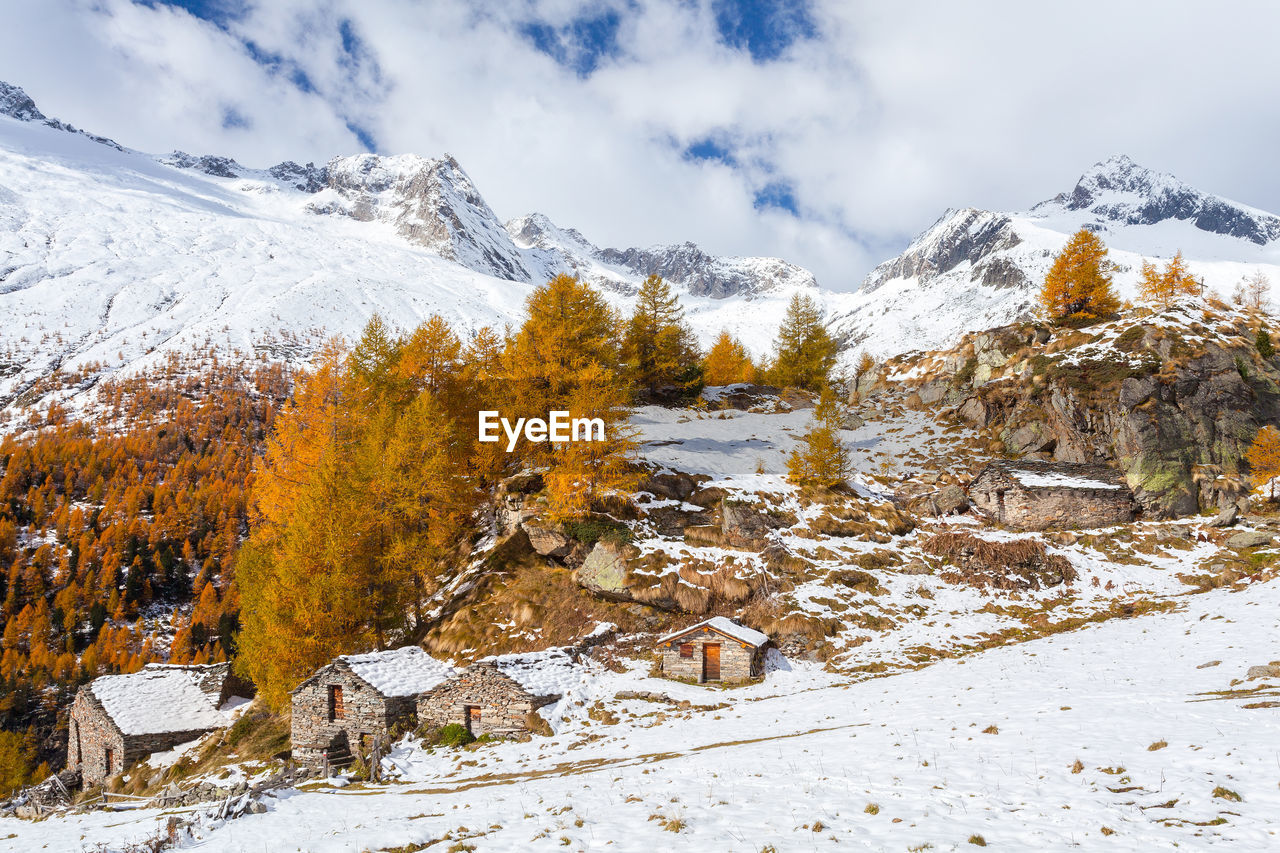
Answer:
3, 1, 1279, 290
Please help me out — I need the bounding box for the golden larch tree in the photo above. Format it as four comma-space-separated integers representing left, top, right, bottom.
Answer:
1138, 251, 1201, 308
1039, 229, 1120, 323
771, 292, 838, 390
702, 330, 756, 386
1246, 424, 1280, 500
786, 390, 852, 487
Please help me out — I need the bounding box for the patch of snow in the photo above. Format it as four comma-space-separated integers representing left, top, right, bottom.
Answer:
657, 616, 769, 648
89, 667, 231, 736
340, 647, 455, 698
1012, 471, 1124, 490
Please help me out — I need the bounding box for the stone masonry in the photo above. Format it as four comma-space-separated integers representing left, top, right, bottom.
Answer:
969, 460, 1135, 531
659, 622, 765, 685
67, 662, 242, 787
417, 662, 558, 738
290, 662, 416, 767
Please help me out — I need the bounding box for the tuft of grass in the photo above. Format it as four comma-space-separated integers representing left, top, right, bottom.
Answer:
1147, 740, 1168, 751
982, 724, 999, 735
1070, 759, 1084, 774
1100, 826, 1116, 836
864, 802, 880, 815
968, 835, 987, 847
1212, 786, 1242, 802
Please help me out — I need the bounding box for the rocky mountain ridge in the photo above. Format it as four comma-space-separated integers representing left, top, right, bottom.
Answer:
828, 155, 1280, 358
865, 299, 1280, 517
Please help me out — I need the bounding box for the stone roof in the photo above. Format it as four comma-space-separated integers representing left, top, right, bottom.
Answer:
338, 647, 456, 698
87, 663, 236, 736
975, 460, 1129, 493
657, 616, 770, 648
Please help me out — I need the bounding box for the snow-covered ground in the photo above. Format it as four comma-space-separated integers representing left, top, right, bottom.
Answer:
6, 578, 1277, 852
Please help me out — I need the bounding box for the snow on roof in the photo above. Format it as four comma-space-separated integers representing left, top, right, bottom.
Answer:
340, 647, 455, 698
658, 616, 770, 648
89, 665, 232, 736
1011, 471, 1124, 491
484, 648, 587, 698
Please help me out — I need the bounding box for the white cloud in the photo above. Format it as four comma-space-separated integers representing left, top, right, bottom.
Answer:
2, 0, 1278, 292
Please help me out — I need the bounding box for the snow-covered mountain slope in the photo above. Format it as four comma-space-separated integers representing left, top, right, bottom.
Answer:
507, 211, 817, 298
0, 81, 816, 411
829, 155, 1280, 358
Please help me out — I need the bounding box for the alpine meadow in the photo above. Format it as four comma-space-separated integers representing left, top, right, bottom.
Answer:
3, 4, 1280, 852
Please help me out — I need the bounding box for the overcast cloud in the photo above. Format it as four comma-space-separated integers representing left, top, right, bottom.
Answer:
2, 0, 1278, 291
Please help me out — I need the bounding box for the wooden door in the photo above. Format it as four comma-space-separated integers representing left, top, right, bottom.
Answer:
329, 685, 345, 720
466, 706, 482, 735
105, 748, 114, 776
703, 644, 721, 682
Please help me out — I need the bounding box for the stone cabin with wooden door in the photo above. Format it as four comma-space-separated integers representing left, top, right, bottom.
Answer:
417, 648, 575, 739
290, 647, 455, 768
67, 662, 249, 786
968, 460, 1136, 531
657, 617, 770, 684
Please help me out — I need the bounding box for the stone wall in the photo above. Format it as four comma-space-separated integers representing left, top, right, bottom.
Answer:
290, 663, 413, 767
417, 663, 554, 737
67, 689, 124, 786
970, 467, 1134, 531
659, 631, 760, 685
68, 684, 226, 786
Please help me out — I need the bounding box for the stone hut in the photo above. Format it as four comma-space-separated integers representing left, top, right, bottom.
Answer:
67, 662, 248, 786
418, 649, 575, 738
968, 460, 1136, 530
657, 617, 769, 684
290, 646, 454, 768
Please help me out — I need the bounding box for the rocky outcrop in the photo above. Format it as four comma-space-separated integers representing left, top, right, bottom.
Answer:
937, 315, 1279, 518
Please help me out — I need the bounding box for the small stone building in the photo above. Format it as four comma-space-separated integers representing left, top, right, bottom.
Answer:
290, 646, 454, 768
968, 460, 1135, 530
657, 617, 769, 684
67, 662, 247, 786
417, 649, 573, 738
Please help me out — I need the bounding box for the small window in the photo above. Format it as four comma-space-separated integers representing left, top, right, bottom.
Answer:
679, 643, 694, 659
104, 747, 114, 775
329, 685, 345, 721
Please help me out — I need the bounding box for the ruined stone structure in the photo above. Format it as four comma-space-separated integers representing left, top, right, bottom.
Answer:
67, 663, 246, 786
968, 460, 1135, 530
657, 617, 769, 684
290, 647, 454, 768
417, 659, 562, 738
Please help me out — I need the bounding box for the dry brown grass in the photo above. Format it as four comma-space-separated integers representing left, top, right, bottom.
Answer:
921, 532, 1076, 591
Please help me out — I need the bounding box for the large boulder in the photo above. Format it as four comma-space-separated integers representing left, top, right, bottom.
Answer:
522, 522, 574, 559
575, 541, 633, 601
1226, 530, 1272, 549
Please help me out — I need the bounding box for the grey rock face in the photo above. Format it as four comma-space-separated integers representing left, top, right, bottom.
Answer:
0, 81, 44, 121
861, 208, 1024, 296
1226, 530, 1272, 549
1044, 154, 1280, 245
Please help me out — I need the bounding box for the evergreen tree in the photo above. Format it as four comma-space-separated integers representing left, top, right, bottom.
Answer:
1257, 328, 1275, 359
772, 293, 837, 390
703, 330, 756, 386
786, 390, 851, 487
622, 275, 701, 398
1039, 229, 1120, 323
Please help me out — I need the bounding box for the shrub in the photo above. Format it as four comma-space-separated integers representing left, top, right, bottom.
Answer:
430, 724, 475, 748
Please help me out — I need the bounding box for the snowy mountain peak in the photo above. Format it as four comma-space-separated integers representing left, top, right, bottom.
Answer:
0, 81, 44, 122
1037, 154, 1280, 245
0, 79, 122, 149
827, 155, 1280, 358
